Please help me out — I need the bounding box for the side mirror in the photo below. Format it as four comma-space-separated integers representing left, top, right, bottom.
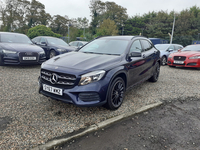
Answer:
129, 52, 142, 57
167, 49, 173, 52
41, 42, 47, 46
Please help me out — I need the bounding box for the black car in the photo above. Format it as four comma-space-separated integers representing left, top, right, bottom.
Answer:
69, 41, 88, 49
38, 36, 160, 110
0, 32, 46, 65
32, 36, 76, 59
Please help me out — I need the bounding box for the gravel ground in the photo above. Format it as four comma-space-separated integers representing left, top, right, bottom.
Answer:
0, 65, 200, 149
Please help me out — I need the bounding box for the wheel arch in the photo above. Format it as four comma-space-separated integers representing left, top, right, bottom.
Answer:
105, 69, 128, 103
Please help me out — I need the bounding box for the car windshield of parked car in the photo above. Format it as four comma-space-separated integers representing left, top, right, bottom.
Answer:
155, 44, 169, 50
79, 39, 129, 55
1, 34, 33, 44
181, 45, 200, 52
47, 38, 69, 46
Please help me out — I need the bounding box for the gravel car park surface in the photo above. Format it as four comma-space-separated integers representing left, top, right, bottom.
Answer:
0, 65, 200, 149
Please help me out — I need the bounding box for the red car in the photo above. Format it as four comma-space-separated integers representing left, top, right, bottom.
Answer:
167, 44, 200, 69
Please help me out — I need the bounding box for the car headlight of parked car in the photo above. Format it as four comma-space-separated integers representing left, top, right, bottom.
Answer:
57, 49, 66, 52
189, 56, 200, 59
168, 55, 172, 58
38, 51, 45, 55
2, 49, 17, 54
79, 70, 106, 86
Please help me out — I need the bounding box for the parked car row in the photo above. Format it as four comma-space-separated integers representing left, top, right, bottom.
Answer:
1, 31, 200, 110
155, 44, 183, 65
0, 32, 88, 66
0, 32, 46, 65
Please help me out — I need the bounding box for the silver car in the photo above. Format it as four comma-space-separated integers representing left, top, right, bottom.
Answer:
155, 44, 183, 65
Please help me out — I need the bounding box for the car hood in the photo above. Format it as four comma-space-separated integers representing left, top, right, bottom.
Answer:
171, 51, 200, 57
0, 43, 43, 52
43, 52, 122, 72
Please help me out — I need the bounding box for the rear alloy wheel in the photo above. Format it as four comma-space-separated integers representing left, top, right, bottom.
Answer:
149, 62, 160, 82
106, 77, 125, 110
49, 50, 56, 59
161, 56, 167, 66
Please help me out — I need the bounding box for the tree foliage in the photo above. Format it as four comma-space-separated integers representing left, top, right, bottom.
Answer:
96, 19, 118, 36
27, 25, 62, 39
89, 0, 128, 35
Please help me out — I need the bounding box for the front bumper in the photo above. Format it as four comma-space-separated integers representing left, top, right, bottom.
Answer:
2, 52, 46, 65
167, 58, 200, 68
38, 77, 108, 107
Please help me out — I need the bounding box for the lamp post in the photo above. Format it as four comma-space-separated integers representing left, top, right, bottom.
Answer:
121, 24, 124, 35
170, 13, 176, 44
68, 23, 71, 43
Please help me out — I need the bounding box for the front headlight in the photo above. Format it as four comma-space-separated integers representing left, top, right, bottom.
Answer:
79, 70, 106, 86
3, 49, 17, 54
57, 49, 66, 52
168, 55, 172, 58
38, 51, 45, 55
189, 56, 200, 59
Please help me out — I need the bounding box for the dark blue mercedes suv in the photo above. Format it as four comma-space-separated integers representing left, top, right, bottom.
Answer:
38, 36, 160, 110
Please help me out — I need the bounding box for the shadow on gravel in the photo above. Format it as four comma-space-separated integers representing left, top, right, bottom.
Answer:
0, 64, 41, 69
0, 117, 12, 131
55, 97, 200, 150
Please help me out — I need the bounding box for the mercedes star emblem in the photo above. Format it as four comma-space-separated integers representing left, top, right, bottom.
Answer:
50, 73, 58, 84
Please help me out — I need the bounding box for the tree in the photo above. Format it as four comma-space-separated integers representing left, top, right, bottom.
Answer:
145, 11, 173, 38
0, 0, 30, 32
89, 0, 105, 34
89, 0, 128, 35
26, 0, 51, 28
103, 2, 128, 34
124, 16, 145, 36
96, 19, 118, 36
50, 15, 69, 36
27, 25, 62, 39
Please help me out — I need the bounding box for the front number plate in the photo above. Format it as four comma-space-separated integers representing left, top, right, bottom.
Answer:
174, 61, 184, 64
43, 84, 63, 96
23, 57, 36, 60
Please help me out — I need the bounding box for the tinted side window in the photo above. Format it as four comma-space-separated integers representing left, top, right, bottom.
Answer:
40, 38, 46, 44
78, 42, 83, 47
175, 45, 183, 50
168, 45, 174, 50
32, 37, 40, 44
141, 40, 152, 51
129, 40, 142, 53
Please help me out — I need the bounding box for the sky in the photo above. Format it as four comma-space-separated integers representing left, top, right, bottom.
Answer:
37, 0, 200, 21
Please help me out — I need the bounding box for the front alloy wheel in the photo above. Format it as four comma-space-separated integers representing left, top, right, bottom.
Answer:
106, 77, 125, 110
161, 56, 167, 66
49, 50, 56, 59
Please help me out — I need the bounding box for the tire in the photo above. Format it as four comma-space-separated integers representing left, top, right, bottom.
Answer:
161, 56, 167, 66
0, 54, 4, 66
49, 50, 56, 59
106, 77, 125, 110
149, 62, 160, 82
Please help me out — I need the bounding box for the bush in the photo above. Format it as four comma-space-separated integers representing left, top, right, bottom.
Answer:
27, 25, 62, 39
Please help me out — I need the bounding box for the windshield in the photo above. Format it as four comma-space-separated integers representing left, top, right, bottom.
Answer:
1, 34, 33, 44
79, 38, 129, 55
47, 38, 69, 46
182, 45, 200, 52
155, 44, 170, 50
